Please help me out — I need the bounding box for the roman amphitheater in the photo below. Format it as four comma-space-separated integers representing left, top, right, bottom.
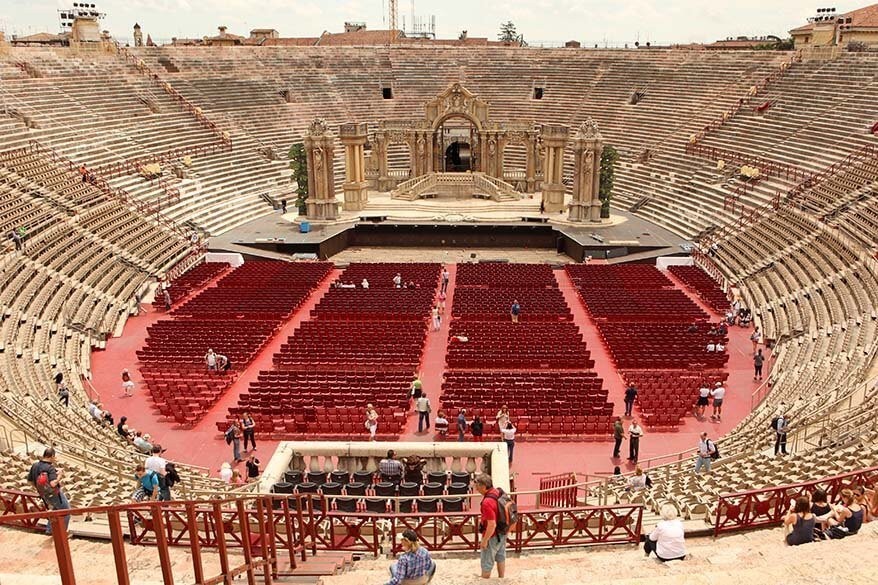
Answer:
0, 8, 877, 585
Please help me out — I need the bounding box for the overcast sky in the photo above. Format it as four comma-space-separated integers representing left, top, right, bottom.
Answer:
0, 1, 868, 45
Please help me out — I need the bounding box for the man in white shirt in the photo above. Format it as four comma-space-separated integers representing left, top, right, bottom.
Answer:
133, 433, 153, 454
416, 392, 431, 433
706, 342, 716, 352
694, 432, 716, 474
393, 273, 402, 288
628, 420, 644, 462
710, 382, 726, 421
441, 267, 450, 293
145, 445, 168, 475
205, 349, 217, 371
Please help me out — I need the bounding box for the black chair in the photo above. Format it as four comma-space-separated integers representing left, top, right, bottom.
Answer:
344, 482, 367, 496
335, 497, 358, 513
353, 470, 374, 485
451, 472, 471, 485
321, 482, 343, 496
404, 470, 424, 485
271, 481, 294, 510
447, 482, 469, 496
381, 473, 403, 485
283, 470, 304, 485
417, 498, 438, 513
330, 470, 350, 485
296, 482, 318, 494
307, 471, 327, 486
398, 482, 420, 496
365, 498, 388, 513
423, 482, 444, 496
397, 498, 414, 513
375, 482, 396, 497
442, 497, 464, 512
427, 471, 448, 485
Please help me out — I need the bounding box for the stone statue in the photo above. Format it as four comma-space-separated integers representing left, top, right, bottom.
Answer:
309, 118, 328, 137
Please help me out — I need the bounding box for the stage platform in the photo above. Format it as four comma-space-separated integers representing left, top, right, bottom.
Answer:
209, 197, 691, 263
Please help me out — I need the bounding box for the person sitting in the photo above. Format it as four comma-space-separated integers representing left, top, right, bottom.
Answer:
784, 496, 815, 546
385, 529, 436, 585
133, 432, 153, 454
361, 278, 369, 289
810, 489, 834, 536
827, 488, 865, 536
706, 342, 716, 352
627, 466, 649, 492
434, 411, 449, 438
644, 504, 686, 562
718, 322, 728, 335
404, 455, 427, 484
715, 342, 725, 352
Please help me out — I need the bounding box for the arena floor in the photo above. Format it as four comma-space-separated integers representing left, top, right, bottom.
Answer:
89, 263, 764, 492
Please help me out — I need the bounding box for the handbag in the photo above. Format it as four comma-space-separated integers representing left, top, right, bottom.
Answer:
823, 525, 849, 540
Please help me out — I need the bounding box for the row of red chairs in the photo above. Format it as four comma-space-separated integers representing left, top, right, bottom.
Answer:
152, 262, 229, 310
668, 265, 732, 313
455, 263, 557, 287
334, 262, 441, 289
452, 287, 572, 321
566, 264, 674, 289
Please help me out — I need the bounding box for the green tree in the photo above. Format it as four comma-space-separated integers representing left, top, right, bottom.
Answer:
599, 145, 619, 219
499, 21, 520, 43
288, 143, 308, 214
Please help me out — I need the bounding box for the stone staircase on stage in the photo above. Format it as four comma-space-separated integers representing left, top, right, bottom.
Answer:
391, 172, 522, 202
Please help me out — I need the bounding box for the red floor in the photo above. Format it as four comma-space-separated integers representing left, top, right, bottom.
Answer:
90, 263, 767, 488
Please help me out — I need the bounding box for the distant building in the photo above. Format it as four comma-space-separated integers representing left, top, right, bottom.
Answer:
249, 29, 279, 40
11, 32, 69, 46
205, 26, 245, 47
790, 3, 878, 48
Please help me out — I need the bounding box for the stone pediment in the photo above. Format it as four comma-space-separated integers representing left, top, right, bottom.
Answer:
425, 83, 490, 130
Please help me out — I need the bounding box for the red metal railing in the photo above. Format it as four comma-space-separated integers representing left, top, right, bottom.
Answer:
0, 489, 46, 530
0, 490, 642, 584
537, 472, 579, 508
713, 466, 878, 536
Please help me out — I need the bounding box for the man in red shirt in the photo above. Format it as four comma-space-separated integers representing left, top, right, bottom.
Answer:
475, 473, 506, 579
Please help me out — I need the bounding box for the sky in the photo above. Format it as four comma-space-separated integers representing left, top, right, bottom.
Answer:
0, 0, 870, 45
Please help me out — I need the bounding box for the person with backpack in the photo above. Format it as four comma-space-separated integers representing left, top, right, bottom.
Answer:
161, 463, 180, 501
27, 447, 70, 535
133, 464, 160, 501
475, 473, 517, 579
773, 414, 789, 456
694, 432, 717, 474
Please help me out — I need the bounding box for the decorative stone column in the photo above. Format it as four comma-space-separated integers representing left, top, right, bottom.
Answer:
339, 122, 369, 211
304, 118, 339, 220
540, 124, 569, 213
569, 118, 604, 222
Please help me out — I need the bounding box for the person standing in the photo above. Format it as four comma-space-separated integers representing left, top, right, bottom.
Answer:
393, 273, 402, 288
612, 416, 625, 459
245, 454, 261, 480
241, 412, 257, 452
628, 419, 643, 462
11, 229, 23, 252
133, 464, 160, 502
205, 349, 218, 372
471, 415, 484, 442
365, 404, 379, 441
623, 384, 638, 417
121, 369, 135, 398
441, 267, 450, 294
774, 414, 789, 456
416, 392, 431, 433
510, 300, 521, 324
58, 383, 70, 407
475, 474, 506, 579
694, 383, 710, 419
457, 408, 468, 442
694, 432, 716, 474
495, 405, 510, 436
145, 444, 168, 475
431, 304, 441, 331
410, 373, 423, 400
281, 199, 287, 215
27, 447, 70, 535
710, 382, 726, 421
750, 327, 762, 354
226, 421, 242, 463
501, 421, 517, 464
754, 349, 765, 381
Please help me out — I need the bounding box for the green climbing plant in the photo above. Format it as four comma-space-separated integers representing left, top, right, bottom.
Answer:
288, 143, 308, 214
599, 145, 619, 219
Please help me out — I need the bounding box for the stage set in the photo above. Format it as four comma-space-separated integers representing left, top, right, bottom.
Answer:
211, 83, 690, 262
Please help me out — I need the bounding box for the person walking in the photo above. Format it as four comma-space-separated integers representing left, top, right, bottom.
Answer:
628, 419, 643, 462
441, 267, 450, 294
385, 529, 436, 585
58, 383, 70, 407
365, 404, 379, 441
754, 349, 765, 380
281, 199, 287, 215
510, 300, 521, 324
612, 416, 625, 459
501, 421, 517, 464
133, 464, 160, 502
457, 408, 468, 442
410, 373, 423, 400
774, 414, 789, 456
416, 392, 431, 433
27, 447, 70, 535
694, 432, 716, 474
431, 304, 441, 331
475, 473, 507, 579
623, 384, 638, 417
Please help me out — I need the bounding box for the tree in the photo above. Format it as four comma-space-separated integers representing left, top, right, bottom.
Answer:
288, 143, 308, 214
599, 145, 619, 219
499, 21, 523, 44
